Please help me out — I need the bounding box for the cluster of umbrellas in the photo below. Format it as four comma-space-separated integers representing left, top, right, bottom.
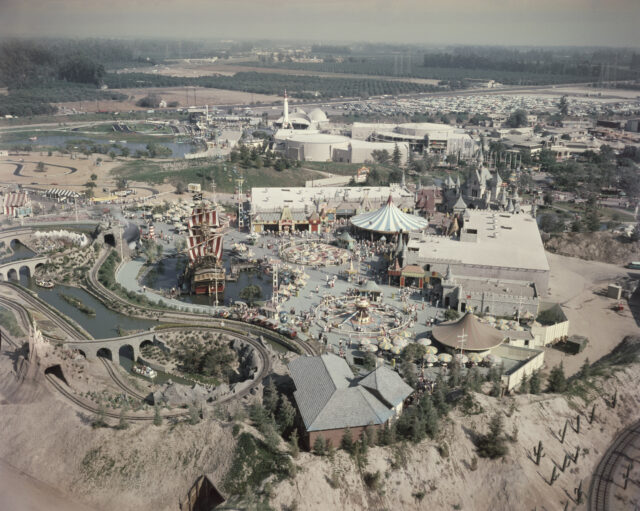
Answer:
283, 242, 350, 266
355, 332, 503, 368
482, 316, 525, 332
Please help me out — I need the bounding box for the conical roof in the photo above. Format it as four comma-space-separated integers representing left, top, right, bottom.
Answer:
432, 313, 504, 351
350, 196, 428, 234
361, 280, 382, 293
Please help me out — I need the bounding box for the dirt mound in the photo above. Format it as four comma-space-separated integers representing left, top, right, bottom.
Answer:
545, 231, 639, 265
594, 335, 640, 367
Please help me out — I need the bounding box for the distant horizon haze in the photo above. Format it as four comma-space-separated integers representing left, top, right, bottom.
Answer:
0, 0, 639, 48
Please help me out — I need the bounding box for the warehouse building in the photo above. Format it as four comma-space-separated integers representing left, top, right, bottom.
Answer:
402, 207, 550, 295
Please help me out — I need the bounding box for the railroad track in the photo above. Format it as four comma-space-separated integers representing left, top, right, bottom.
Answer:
589, 420, 640, 510
85, 249, 318, 356
44, 372, 187, 422
98, 357, 148, 402
45, 327, 272, 421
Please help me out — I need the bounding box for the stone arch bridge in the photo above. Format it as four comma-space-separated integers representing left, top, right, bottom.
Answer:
66, 330, 166, 362
0, 256, 48, 281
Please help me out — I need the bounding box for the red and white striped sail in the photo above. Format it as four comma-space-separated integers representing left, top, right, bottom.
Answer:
186, 205, 224, 263
188, 209, 218, 229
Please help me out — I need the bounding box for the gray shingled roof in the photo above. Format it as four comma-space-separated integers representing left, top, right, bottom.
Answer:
288, 354, 410, 432
358, 366, 414, 408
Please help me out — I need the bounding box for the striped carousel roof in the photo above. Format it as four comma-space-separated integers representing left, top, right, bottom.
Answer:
350, 196, 428, 234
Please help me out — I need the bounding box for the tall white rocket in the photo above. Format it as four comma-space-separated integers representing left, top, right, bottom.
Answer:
283, 89, 290, 128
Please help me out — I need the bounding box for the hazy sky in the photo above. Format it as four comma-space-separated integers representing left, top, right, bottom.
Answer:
1, 0, 639, 47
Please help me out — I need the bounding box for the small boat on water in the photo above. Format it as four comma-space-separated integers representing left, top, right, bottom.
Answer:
132, 364, 157, 379
109, 139, 116, 143
35, 278, 54, 289
29, 136, 38, 141
119, 140, 127, 144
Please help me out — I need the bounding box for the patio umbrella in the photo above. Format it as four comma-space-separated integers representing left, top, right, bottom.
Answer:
366, 344, 379, 353
391, 346, 402, 355
379, 340, 393, 351
425, 346, 438, 355
359, 338, 370, 346
454, 353, 469, 365
468, 353, 484, 364
417, 338, 432, 347
424, 354, 438, 366
393, 337, 409, 348
438, 353, 453, 364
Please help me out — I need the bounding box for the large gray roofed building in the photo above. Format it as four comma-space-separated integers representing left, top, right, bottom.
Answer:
358, 365, 414, 408
289, 354, 413, 432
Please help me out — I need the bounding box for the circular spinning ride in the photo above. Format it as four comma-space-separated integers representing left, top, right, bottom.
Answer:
316, 293, 410, 340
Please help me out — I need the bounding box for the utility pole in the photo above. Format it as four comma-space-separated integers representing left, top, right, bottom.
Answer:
235, 174, 244, 231
457, 328, 467, 356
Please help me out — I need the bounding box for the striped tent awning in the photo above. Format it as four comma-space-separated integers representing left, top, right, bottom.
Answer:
350, 195, 428, 234
46, 188, 80, 198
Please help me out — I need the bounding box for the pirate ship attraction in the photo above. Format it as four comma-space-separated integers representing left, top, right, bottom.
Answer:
182, 204, 226, 296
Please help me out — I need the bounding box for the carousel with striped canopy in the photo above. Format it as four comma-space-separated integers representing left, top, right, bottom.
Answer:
181, 204, 227, 296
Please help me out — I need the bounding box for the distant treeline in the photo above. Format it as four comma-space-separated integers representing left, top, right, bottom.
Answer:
104, 71, 442, 99
241, 47, 640, 85
422, 48, 639, 81
311, 45, 351, 55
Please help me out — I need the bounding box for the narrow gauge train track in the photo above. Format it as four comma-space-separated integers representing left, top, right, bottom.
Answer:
44, 328, 272, 421
589, 420, 640, 511
85, 249, 317, 356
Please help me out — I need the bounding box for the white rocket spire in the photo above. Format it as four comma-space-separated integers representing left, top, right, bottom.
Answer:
283, 89, 290, 128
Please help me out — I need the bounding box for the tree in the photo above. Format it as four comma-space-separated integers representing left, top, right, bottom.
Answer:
289, 429, 300, 458
578, 358, 591, 380
239, 284, 262, 306
584, 197, 601, 232
341, 428, 355, 454
372, 149, 390, 164
476, 412, 508, 459
35, 161, 45, 172
108, 150, 116, 160
115, 177, 127, 190
506, 109, 528, 128
313, 435, 327, 456
392, 144, 402, 166
444, 309, 460, 321
262, 380, 279, 415
543, 190, 554, 206
120, 147, 130, 158
402, 343, 427, 363
175, 181, 185, 195
90, 173, 98, 181
558, 95, 569, 116
276, 395, 297, 433
529, 370, 541, 394
546, 363, 568, 393
363, 351, 377, 371
141, 239, 163, 264
153, 404, 163, 426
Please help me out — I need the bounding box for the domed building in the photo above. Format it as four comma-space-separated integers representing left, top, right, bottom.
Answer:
273, 91, 328, 130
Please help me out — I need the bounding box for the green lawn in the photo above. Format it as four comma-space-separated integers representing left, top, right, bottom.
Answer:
112, 160, 326, 192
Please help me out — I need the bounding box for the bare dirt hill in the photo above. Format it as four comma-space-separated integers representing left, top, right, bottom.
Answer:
545, 232, 639, 266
